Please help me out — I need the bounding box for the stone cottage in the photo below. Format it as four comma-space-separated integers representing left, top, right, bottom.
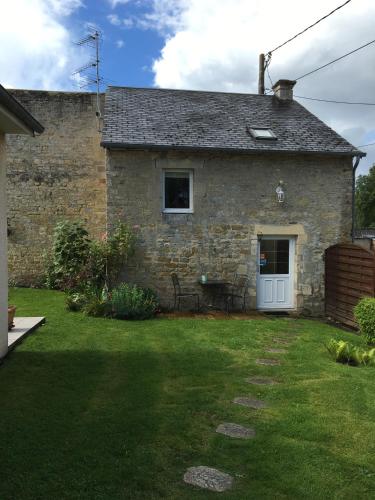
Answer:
6, 80, 365, 315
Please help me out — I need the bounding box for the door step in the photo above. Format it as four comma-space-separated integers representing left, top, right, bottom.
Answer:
263, 311, 290, 317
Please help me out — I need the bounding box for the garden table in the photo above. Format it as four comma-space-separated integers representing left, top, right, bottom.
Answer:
198, 279, 232, 310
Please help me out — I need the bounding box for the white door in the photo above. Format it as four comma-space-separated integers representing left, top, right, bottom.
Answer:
257, 237, 295, 309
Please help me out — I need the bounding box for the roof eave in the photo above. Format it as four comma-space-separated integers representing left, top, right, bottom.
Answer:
0, 84, 44, 134
100, 141, 366, 158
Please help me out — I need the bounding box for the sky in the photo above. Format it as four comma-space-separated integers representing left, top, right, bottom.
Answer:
1, 0, 374, 175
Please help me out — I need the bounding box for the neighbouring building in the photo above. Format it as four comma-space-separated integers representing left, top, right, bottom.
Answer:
353, 229, 375, 251
0, 84, 43, 358
6, 80, 365, 315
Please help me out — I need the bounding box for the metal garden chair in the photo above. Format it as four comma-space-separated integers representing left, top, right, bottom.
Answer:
171, 273, 200, 311
221, 273, 249, 313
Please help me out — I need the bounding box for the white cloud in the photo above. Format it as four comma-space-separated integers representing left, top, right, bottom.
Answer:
0, 0, 87, 90
123, 18, 134, 28
107, 13, 122, 26
47, 0, 83, 15
107, 0, 131, 8
136, 0, 186, 33
116, 39, 125, 48
146, 0, 375, 174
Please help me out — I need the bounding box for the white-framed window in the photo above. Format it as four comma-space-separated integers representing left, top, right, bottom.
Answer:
162, 170, 193, 213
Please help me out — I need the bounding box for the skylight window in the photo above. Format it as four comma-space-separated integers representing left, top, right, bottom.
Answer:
249, 127, 277, 140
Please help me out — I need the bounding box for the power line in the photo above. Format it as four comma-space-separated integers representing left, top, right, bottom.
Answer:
358, 142, 375, 148
267, 0, 352, 56
295, 95, 375, 106
295, 38, 375, 81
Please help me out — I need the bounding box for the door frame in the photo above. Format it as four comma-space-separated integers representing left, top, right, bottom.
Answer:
256, 235, 296, 310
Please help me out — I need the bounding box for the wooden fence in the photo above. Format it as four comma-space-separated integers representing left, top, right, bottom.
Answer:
325, 243, 375, 328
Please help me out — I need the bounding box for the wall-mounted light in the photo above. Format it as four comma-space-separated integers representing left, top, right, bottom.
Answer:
276, 180, 285, 203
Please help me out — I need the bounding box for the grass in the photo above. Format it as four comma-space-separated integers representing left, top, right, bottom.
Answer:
1, 288, 374, 499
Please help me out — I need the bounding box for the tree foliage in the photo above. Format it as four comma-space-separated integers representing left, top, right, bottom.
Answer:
356, 165, 375, 229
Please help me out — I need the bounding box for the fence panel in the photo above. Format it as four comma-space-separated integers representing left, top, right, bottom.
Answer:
325, 243, 375, 328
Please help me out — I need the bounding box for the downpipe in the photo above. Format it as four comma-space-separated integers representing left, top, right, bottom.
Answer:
352, 155, 361, 243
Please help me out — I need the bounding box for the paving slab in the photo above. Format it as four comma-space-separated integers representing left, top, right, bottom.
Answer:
216, 422, 256, 439
183, 466, 233, 492
233, 397, 267, 409
8, 317, 45, 350
272, 338, 292, 345
245, 376, 278, 385
256, 358, 281, 366
266, 348, 287, 354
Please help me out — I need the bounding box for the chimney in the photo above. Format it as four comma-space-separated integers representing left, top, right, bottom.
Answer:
272, 79, 296, 101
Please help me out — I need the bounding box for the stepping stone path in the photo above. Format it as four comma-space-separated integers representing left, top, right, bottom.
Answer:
183, 466, 233, 492
184, 329, 298, 492
233, 397, 267, 409
216, 422, 256, 439
245, 376, 278, 385
272, 338, 291, 345
256, 358, 281, 366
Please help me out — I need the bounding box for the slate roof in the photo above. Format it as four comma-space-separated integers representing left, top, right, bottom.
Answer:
101, 86, 364, 157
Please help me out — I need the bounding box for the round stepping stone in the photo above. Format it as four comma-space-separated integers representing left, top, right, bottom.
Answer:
256, 358, 281, 366
245, 376, 278, 385
183, 466, 233, 492
216, 422, 256, 439
266, 348, 287, 354
233, 397, 267, 409
272, 338, 291, 345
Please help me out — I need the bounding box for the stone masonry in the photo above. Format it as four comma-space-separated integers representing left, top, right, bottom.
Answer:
5, 89, 353, 314
106, 149, 352, 315
6, 90, 106, 285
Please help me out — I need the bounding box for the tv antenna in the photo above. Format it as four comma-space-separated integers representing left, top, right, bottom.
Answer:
73, 26, 103, 120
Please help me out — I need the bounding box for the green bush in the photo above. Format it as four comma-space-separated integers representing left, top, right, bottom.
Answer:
82, 295, 110, 318
326, 339, 375, 366
48, 221, 91, 290
47, 220, 135, 293
65, 286, 110, 317
65, 291, 87, 312
354, 298, 375, 345
111, 283, 158, 320
84, 224, 135, 290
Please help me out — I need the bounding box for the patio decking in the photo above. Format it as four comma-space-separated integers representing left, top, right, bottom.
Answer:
8, 317, 45, 350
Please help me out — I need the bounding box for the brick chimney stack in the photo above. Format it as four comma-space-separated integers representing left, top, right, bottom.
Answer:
272, 80, 296, 101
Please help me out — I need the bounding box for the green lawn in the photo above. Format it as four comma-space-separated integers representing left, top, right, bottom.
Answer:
1, 288, 374, 499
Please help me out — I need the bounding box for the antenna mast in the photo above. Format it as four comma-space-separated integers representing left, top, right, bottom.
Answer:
73, 26, 103, 122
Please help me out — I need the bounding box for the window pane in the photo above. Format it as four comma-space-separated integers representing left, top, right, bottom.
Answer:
260, 240, 275, 252
277, 240, 289, 252
260, 239, 290, 275
278, 252, 289, 263
253, 129, 273, 138
276, 262, 289, 274
260, 262, 275, 274
164, 172, 190, 209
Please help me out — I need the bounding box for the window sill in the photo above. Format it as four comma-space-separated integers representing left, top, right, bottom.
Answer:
162, 209, 194, 214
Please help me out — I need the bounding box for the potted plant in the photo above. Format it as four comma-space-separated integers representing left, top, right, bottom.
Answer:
8, 305, 16, 330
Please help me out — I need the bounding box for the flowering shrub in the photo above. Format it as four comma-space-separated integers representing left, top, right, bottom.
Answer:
46, 220, 135, 291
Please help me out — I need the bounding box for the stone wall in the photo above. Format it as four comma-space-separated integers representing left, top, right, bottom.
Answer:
6, 90, 106, 285
0, 134, 8, 356
106, 149, 353, 314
